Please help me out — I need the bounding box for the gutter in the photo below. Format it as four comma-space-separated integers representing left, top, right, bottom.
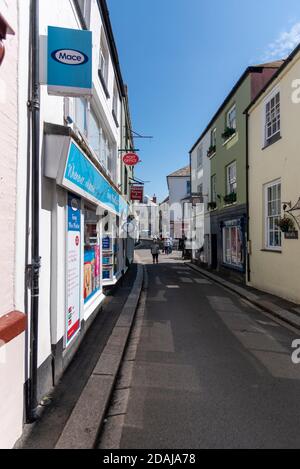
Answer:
245, 111, 251, 283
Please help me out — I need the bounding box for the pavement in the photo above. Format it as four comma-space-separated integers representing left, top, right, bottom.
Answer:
98, 249, 300, 449
16, 262, 143, 449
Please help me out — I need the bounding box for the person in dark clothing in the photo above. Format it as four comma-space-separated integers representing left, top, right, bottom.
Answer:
151, 239, 160, 264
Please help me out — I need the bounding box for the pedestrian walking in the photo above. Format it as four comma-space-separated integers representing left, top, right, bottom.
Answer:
151, 239, 160, 264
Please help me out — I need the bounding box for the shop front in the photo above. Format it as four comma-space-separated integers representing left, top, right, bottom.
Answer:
43, 125, 129, 382
210, 206, 247, 283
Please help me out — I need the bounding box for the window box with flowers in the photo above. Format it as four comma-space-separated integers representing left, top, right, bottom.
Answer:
222, 127, 236, 141
207, 145, 216, 158
208, 201, 217, 211
224, 192, 237, 205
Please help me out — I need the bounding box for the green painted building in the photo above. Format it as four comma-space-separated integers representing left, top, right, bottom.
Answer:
191, 62, 283, 282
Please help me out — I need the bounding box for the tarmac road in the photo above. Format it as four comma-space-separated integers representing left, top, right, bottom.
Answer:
99, 250, 300, 449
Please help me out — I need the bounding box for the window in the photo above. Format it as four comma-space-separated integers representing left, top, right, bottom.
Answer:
187, 180, 191, 195
112, 83, 119, 127
211, 175, 217, 203
99, 33, 110, 97
223, 221, 243, 268
265, 180, 281, 250
74, 0, 91, 29
211, 128, 217, 147
89, 110, 101, 160
265, 91, 280, 145
75, 98, 88, 135
226, 161, 237, 194
197, 145, 203, 169
226, 104, 236, 130
197, 183, 203, 196
84, 205, 101, 304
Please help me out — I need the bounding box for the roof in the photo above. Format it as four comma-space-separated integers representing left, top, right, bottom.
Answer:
160, 196, 169, 205
189, 61, 285, 154
167, 165, 190, 178
245, 45, 300, 113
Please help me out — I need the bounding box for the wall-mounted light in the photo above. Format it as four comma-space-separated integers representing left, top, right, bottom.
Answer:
0, 13, 15, 66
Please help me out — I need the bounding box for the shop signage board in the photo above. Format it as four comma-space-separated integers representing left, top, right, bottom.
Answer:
285, 231, 299, 239
62, 141, 128, 216
123, 153, 140, 166
130, 186, 144, 202
66, 193, 81, 347
47, 26, 92, 97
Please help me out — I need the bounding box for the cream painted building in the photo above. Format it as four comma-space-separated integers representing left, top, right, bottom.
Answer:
246, 44, 300, 303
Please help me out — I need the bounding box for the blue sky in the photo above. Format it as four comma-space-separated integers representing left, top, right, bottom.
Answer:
107, 0, 300, 202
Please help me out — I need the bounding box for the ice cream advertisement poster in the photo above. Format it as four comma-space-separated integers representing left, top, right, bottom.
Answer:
66, 193, 81, 347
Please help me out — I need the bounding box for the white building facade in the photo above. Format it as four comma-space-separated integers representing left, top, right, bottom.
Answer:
167, 166, 191, 240
190, 130, 211, 265
0, 0, 135, 448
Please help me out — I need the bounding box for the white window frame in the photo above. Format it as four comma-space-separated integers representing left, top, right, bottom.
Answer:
226, 104, 237, 130
264, 179, 282, 251
211, 128, 217, 147
99, 33, 109, 86
264, 88, 280, 145
211, 174, 217, 203
226, 161, 237, 195
113, 83, 119, 121
197, 145, 203, 169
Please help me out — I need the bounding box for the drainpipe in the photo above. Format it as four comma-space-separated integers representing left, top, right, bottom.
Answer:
245, 111, 251, 283
26, 0, 41, 423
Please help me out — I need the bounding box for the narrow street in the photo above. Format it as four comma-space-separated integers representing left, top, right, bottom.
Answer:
99, 250, 300, 449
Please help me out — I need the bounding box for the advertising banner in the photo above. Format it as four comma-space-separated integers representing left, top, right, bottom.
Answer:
66, 193, 81, 347
130, 186, 144, 202
48, 26, 92, 97
63, 141, 129, 216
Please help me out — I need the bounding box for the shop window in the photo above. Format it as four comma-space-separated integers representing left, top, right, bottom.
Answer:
84, 205, 101, 303
222, 221, 243, 268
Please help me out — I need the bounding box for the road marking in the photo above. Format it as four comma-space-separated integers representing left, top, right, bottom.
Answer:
195, 278, 212, 285
180, 277, 193, 283
166, 285, 180, 289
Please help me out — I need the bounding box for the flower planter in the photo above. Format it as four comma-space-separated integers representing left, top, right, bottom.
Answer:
222, 127, 236, 141
224, 193, 237, 205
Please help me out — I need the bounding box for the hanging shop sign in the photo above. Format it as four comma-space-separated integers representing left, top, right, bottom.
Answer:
47, 26, 92, 97
66, 193, 81, 347
123, 153, 140, 166
130, 186, 144, 202
62, 141, 129, 216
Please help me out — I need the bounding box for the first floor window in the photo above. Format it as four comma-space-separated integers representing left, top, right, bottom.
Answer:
211, 174, 217, 203
197, 145, 203, 169
223, 222, 244, 268
265, 180, 281, 249
75, 98, 88, 135
226, 161, 237, 194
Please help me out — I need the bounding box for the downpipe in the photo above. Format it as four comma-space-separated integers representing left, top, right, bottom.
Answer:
26, 0, 41, 423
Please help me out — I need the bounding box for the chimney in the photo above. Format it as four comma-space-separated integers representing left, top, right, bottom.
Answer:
152, 194, 157, 204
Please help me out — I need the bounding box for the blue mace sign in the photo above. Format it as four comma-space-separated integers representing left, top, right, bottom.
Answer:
47, 26, 92, 97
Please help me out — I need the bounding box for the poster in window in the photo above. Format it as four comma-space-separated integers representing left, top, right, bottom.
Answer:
66, 193, 81, 347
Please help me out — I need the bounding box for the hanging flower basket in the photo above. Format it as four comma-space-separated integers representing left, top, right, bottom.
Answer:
276, 216, 295, 233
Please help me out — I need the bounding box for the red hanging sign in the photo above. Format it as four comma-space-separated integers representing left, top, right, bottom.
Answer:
130, 186, 144, 202
123, 153, 140, 166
